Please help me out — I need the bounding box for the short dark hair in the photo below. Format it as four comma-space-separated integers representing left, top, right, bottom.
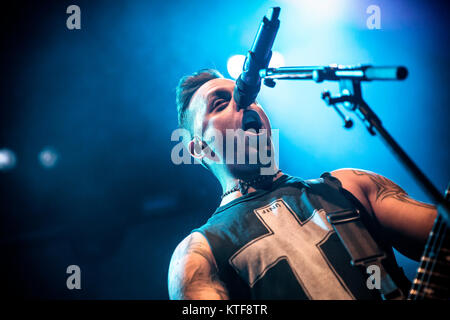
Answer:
175, 69, 223, 136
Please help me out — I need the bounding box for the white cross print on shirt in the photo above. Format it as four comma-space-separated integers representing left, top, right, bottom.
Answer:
229, 198, 355, 300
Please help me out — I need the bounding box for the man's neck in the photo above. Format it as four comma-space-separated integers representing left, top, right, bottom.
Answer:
219, 169, 284, 207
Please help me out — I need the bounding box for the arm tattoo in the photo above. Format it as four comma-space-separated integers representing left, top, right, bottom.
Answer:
184, 237, 228, 299
352, 170, 435, 209
169, 235, 229, 300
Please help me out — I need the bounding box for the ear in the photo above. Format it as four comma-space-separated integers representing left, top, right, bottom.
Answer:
188, 136, 216, 162
188, 136, 206, 160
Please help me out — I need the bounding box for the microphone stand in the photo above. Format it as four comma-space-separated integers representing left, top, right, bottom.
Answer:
260, 65, 449, 223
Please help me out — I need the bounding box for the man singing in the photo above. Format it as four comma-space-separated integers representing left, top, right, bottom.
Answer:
167, 69, 437, 300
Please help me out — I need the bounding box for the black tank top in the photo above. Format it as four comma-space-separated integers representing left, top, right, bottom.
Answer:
193, 172, 411, 299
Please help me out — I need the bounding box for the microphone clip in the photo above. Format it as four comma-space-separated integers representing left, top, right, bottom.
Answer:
321, 78, 383, 135
321, 90, 354, 129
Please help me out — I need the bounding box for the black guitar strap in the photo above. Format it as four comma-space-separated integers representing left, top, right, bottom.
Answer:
307, 173, 406, 300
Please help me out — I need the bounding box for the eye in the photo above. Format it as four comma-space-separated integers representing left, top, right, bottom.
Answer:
212, 98, 228, 111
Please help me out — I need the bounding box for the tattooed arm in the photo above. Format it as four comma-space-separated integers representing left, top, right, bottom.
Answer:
331, 169, 437, 260
168, 232, 229, 300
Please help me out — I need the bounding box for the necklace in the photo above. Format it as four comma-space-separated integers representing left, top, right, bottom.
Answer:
221, 169, 282, 199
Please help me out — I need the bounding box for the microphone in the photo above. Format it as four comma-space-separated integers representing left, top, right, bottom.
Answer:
234, 7, 280, 109
259, 65, 408, 82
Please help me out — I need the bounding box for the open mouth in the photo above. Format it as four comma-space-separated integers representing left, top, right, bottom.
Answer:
242, 110, 263, 133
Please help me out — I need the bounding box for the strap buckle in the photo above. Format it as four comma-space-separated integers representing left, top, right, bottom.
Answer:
326, 209, 360, 224
326, 208, 386, 266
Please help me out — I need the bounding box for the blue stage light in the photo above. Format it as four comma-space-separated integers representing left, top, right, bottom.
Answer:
269, 51, 285, 68
227, 51, 285, 79
0, 148, 17, 171
38, 147, 59, 169
227, 54, 246, 79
